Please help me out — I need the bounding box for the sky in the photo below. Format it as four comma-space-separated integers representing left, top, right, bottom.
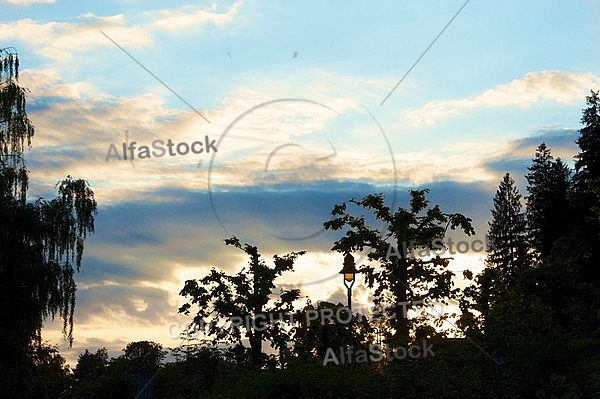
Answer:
1, 0, 599, 367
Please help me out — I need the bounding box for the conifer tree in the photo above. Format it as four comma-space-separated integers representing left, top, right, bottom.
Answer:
575, 90, 600, 185
572, 89, 600, 286
486, 173, 529, 289
460, 173, 529, 333
525, 143, 572, 259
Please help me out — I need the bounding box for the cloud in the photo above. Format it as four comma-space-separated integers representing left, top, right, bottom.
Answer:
149, 1, 243, 31
19, 68, 208, 202
18, 64, 524, 215
512, 126, 579, 156
1, 0, 54, 4
392, 141, 507, 186
483, 127, 580, 176
19, 67, 400, 204
0, 2, 242, 61
0, 15, 152, 60
21, 68, 103, 100
405, 71, 600, 127
22, 63, 570, 215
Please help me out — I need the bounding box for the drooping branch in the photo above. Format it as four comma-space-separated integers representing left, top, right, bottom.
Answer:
0, 48, 97, 350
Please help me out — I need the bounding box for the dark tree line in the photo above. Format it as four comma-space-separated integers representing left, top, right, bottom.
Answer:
460, 90, 600, 397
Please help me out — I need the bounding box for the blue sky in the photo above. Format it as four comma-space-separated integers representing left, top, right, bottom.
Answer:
1, 0, 599, 366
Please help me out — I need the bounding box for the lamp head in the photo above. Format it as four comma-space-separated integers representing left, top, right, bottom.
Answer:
339, 252, 359, 282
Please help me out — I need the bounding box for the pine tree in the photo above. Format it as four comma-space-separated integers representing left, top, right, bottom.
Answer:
572, 89, 600, 286
462, 173, 529, 332
575, 90, 600, 185
525, 143, 573, 260
486, 173, 529, 289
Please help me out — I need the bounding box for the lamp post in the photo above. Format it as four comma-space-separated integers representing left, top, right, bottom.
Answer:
338, 252, 359, 312
339, 252, 358, 351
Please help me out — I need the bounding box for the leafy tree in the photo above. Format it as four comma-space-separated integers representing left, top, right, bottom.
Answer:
154, 346, 224, 398
74, 348, 108, 381
63, 348, 136, 399
26, 343, 69, 399
179, 236, 304, 367
0, 48, 97, 397
0, 47, 31, 202
323, 190, 474, 344
291, 300, 372, 362
525, 143, 573, 260
122, 341, 166, 374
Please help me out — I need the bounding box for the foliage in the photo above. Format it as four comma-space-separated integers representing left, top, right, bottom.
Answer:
290, 300, 372, 362
179, 236, 305, 367
460, 173, 529, 335
25, 343, 69, 399
73, 348, 108, 381
153, 347, 224, 398
140, 341, 502, 399
62, 350, 136, 399
323, 190, 474, 343
571, 90, 600, 287
0, 48, 97, 398
122, 341, 166, 374
486, 173, 529, 287
458, 92, 600, 397
0, 47, 31, 202
575, 90, 600, 183
525, 143, 573, 260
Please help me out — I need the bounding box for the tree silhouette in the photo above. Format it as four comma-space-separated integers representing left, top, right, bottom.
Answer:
572, 90, 600, 287
323, 190, 474, 344
26, 343, 69, 398
525, 143, 572, 260
179, 236, 304, 367
122, 341, 166, 374
486, 173, 529, 290
459, 128, 600, 396
575, 90, 600, 184
291, 300, 372, 362
0, 48, 97, 397
74, 348, 108, 381
460, 173, 528, 336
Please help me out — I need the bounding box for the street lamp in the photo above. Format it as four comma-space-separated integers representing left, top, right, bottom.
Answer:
339, 252, 359, 312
